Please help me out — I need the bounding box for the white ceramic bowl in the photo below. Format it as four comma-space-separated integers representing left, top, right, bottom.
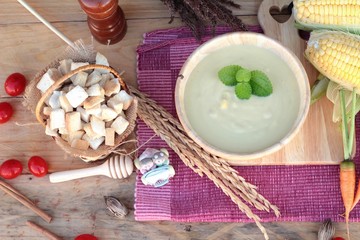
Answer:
175, 32, 310, 161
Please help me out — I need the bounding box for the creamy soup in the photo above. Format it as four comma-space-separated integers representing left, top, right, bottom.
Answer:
184, 45, 300, 154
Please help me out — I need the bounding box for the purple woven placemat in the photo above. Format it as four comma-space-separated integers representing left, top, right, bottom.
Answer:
134, 26, 360, 222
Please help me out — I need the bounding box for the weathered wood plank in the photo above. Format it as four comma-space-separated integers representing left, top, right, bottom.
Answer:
1, 175, 358, 240
0, 0, 261, 24
0, 16, 259, 98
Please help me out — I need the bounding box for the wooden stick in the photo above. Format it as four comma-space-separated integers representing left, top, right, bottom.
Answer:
17, 0, 76, 48
0, 180, 52, 223
26, 221, 62, 240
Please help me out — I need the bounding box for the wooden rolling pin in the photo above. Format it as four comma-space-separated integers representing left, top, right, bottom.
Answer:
49, 155, 133, 183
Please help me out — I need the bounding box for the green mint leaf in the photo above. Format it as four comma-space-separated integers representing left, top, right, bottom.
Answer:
236, 68, 251, 83
250, 70, 273, 96
218, 65, 242, 86
235, 82, 252, 100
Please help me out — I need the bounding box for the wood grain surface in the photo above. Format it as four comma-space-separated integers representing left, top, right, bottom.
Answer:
0, 0, 359, 239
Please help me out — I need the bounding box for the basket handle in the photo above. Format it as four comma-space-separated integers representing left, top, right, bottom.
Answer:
35, 64, 128, 126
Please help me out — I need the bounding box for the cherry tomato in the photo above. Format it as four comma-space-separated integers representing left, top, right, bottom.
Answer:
0, 159, 23, 179
0, 102, 13, 124
4, 73, 27, 96
75, 234, 98, 240
28, 156, 48, 177
333, 237, 345, 240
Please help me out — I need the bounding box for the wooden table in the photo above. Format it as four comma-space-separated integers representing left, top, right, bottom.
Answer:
0, 0, 359, 239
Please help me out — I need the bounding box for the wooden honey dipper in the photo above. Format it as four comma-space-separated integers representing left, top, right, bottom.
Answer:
49, 155, 133, 183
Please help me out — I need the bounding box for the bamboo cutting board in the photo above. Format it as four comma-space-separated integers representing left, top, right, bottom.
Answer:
227, 0, 343, 165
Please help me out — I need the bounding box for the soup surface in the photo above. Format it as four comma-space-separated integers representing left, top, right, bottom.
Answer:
184, 45, 300, 154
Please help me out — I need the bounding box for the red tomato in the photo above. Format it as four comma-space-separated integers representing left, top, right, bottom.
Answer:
0, 159, 23, 179
75, 234, 98, 240
333, 238, 345, 240
28, 156, 48, 177
4, 73, 27, 96
0, 102, 13, 124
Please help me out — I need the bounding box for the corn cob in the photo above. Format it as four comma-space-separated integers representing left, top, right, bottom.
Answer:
305, 30, 360, 92
293, 0, 360, 34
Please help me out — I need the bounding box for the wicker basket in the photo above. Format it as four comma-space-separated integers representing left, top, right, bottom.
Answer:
25, 63, 137, 162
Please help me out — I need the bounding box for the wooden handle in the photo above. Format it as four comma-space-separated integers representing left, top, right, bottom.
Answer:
49, 164, 108, 183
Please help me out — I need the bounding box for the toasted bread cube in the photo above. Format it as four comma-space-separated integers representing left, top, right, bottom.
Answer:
118, 110, 126, 118
99, 73, 113, 86
85, 70, 102, 87
111, 116, 129, 135
58, 127, 69, 135
104, 78, 121, 97
70, 62, 89, 81
66, 112, 82, 132
65, 85, 88, 108
85, 103, 102, 117
71, 139, 89, 150
48, 91, 62, 109
76, 106, 90, 123
116, 90, 133, 110
69, 130, 85, 143
45, 120, 58, 137
59, 94, 73, 113
101, 105, 117, 122
83, 134, 105, 150
58, 59, 73, 75
72, 71, 88, 87
83, 123, 101, 140
90, 116, 106, 136
86, 84, 104, 97
83, 96, 104, 109
95, 52, 110, 73
43, 107, 52, 116
105, 128, 115, 146
36, 68, 61, 93
50, 109, 65, 130
107, 98, 124, 114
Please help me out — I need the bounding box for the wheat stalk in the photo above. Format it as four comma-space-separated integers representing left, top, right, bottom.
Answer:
131, 87, 281, 239
131, 87, 280, 216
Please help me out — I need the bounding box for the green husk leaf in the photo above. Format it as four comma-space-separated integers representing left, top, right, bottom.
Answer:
250, 70, 273, 97
311, 74, 330, 105
218, 65, 242, 86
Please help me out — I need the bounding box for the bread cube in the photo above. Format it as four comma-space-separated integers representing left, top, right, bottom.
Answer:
111, 116, 129, 135
70, 62, 89, 81
50, 109, 65, 130
83, 123, 101, 140
85, 70, 102, 87
36, 68, 61, 93
90, 115, 106, 136
59, 94, 73, 113
83, 96, 104, 109
48, 91, 62, 109
82, 134, 105, 150
107, 97, 124, 114
65, 85, 88, 108
76, 106, 90, 123
69, 130, 85, 143
86, 84, 104, 97
58, 59, 73, 75
58, 127, 69, 135
95, 52, 110, 74
43, 107, 52, 116
105, 128, 115, 146
85, 103, 102, 117
104, 78, 121, 97
101, 105, 117, 122
66, 112, 82, 132
99, 73, 113, 86
72, 71, 88, 87
45, 120, 58, 137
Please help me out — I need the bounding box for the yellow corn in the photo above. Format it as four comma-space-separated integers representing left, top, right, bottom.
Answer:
305, 31, 360, 91
293, 0, 360, 33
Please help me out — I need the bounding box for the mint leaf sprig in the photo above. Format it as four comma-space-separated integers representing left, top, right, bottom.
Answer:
218, 65, 273, 100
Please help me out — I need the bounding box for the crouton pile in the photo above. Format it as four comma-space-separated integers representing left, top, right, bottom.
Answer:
36, 52, 133, 151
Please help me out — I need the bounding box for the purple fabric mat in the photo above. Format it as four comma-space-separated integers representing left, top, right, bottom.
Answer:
134, 26, 360, 222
